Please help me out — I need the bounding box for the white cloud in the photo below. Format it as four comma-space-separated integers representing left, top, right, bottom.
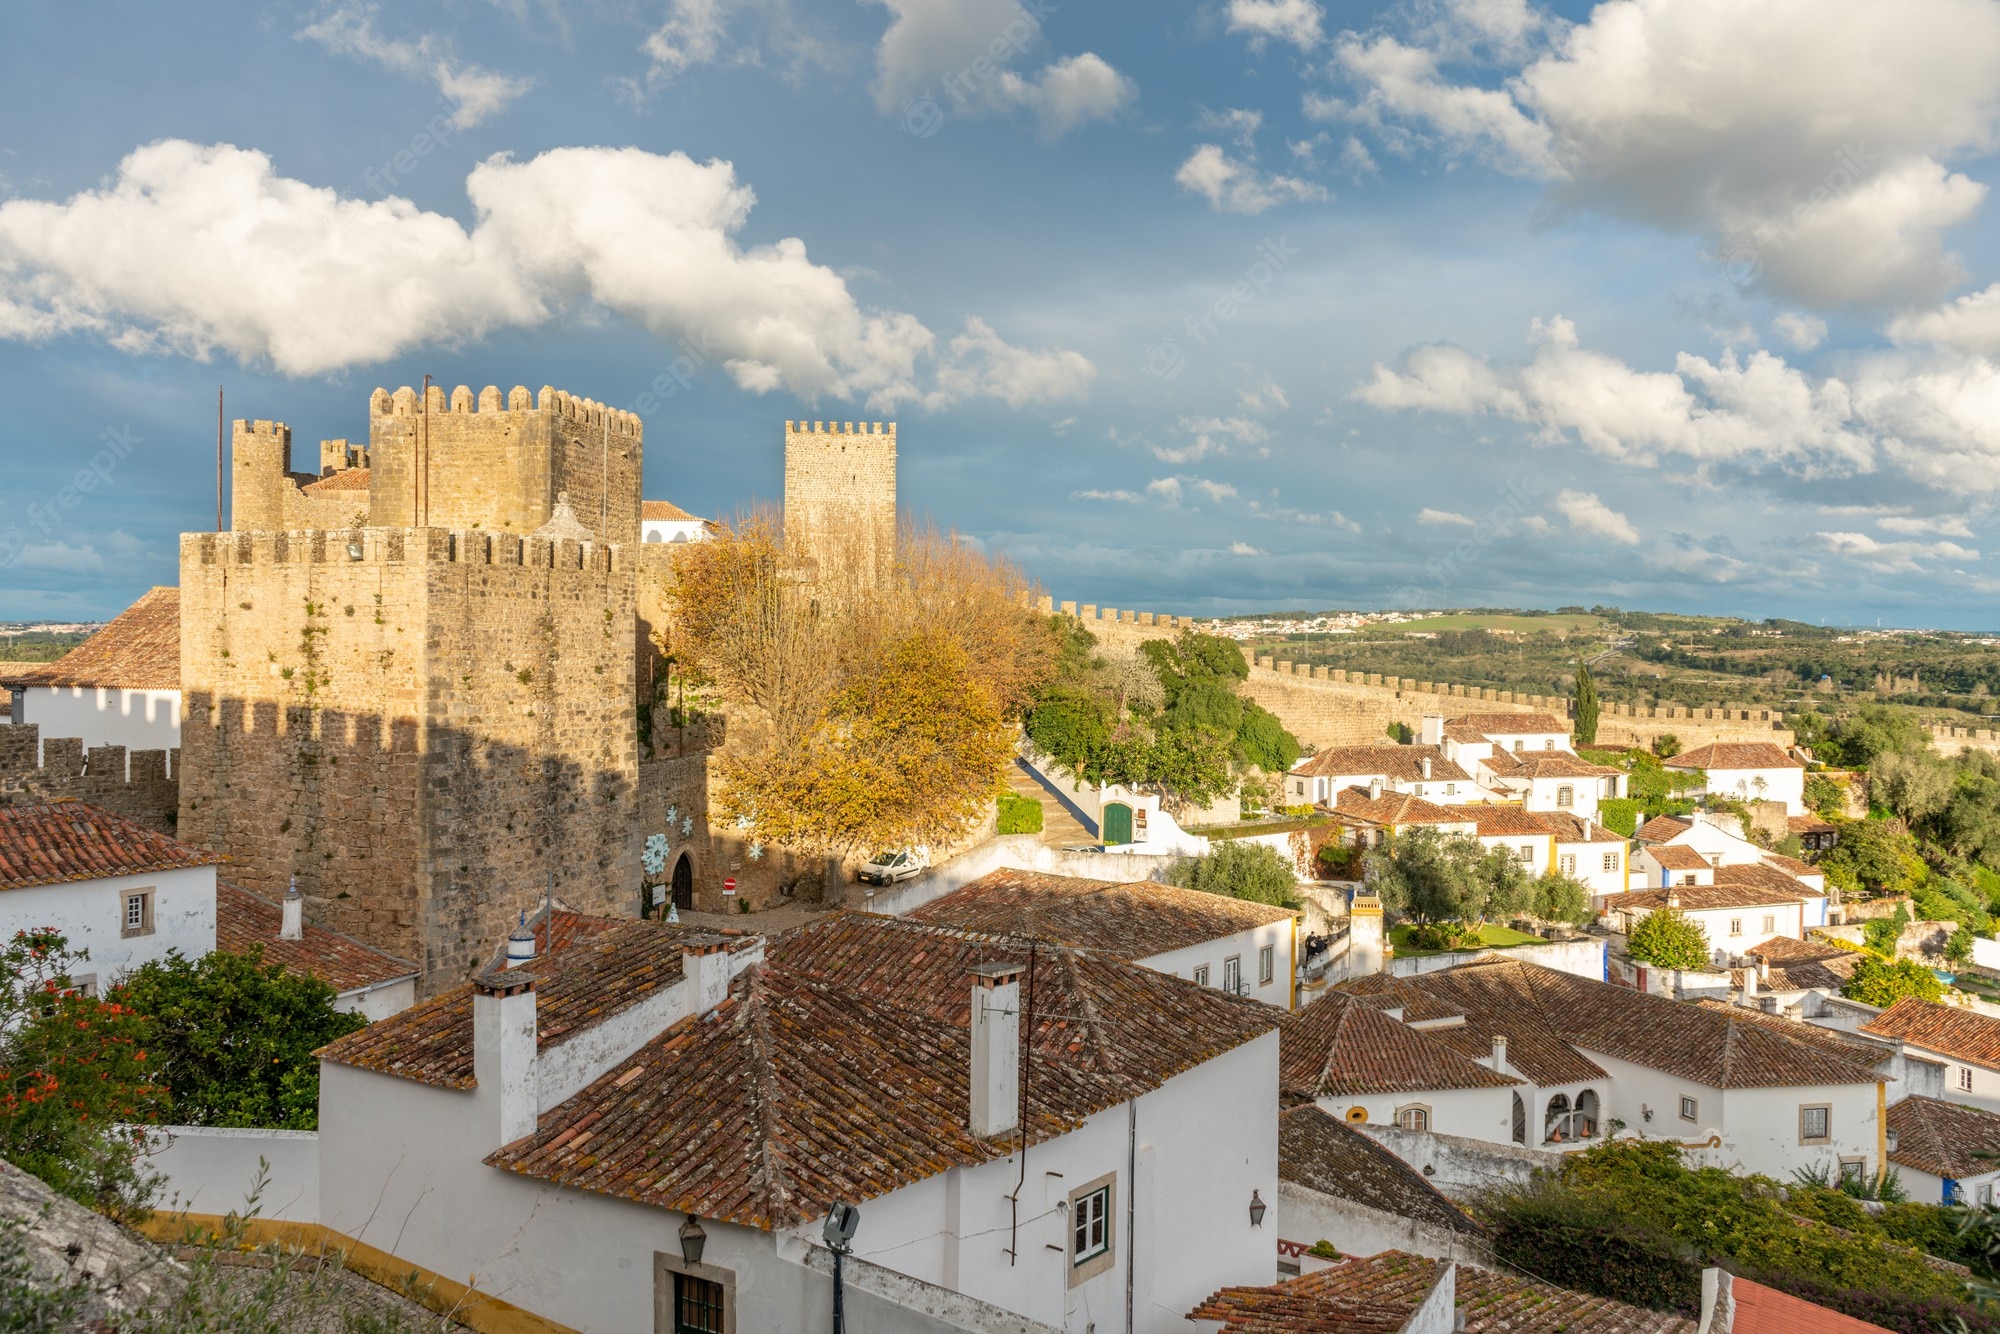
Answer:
1817, 530, 1980, 572
869, 0, 1132, 137
1330, 0, 2000, 308
1773, 312, 1828, 352
1418, 507, 1476, 526
641, 0, 729, 80
1520, 514, 1555, 536
1878, 514, 1977, 538
1238, 376, 1290, 414
1551, 488, 1639, 544
1227, 0, 1325, 51
1195, 479, 1239, 502
8, 530, 147, 574
1229, 540, 1268, 555
1146, 477, 1184, 504
1157, 414, 1271, 462
1647, 534, 1750, 583
1331, 510, 1362, 533
634, 0, 837, 90
1175, 144, 1326, 214
1891, 281, 2000, 355
1072, 488, 1143, 503
299, 6, 533, 129
1199, 107, 1265, 150
1337, 136, 1379, 177
0, 140, 1092, 410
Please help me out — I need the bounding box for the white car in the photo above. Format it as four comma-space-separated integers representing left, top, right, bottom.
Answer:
858, 847, 930, 886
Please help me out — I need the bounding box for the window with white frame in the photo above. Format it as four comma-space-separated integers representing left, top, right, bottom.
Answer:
1445, 782, 1457, 795
1560, 854, 1576, 875
1680, 1096, 1698, 1122
1963, 1066, 1976, 1092
1072, 1184, 1110, 1264
1557, 785, 1574, 808
1800, 1104, 1831, 1144
1259, 944, 1275, 985
1514, 845, 1534, 864
1603, 852, 1620, 873
1728, 918, 1743, 936
1192, 965, 1210, 987
121, 889, 154, 938
1513, 740, 1525, 753
1762, 914, 1775, 933
1223, 955, 1243, 996
1396, 1105, 1430, 1131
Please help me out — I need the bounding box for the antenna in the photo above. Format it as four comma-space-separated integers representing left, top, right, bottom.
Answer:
419, 372, 432, 527
215, 387, 225, 531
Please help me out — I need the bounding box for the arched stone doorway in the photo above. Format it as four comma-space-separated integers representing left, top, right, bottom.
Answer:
671, 852, 694, 910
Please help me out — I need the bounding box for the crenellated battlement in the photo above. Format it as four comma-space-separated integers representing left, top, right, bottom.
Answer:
785, 420, 896, 436
369, 384, 641, 435
0, 726, 180, 833
182, 527, 621, 573
236, 419, 292, 442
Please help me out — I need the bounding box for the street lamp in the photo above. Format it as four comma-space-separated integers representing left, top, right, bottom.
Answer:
1248, 1190, 1267, 1228
824, 1202, 860, 1333
678, 1215, 707, 1267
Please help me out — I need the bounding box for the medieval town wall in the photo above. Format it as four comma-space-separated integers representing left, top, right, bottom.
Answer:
783, 420, 895, 586
0, 727, 180, 831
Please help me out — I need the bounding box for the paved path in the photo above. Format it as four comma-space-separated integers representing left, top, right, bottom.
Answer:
1007, 758, 1099, 849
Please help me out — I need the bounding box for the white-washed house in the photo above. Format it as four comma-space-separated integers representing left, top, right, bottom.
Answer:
0, 588, 181, 760
1664, 743, 1807, 815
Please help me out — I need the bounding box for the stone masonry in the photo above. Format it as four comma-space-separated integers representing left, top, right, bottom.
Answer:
783, 420, 896, 586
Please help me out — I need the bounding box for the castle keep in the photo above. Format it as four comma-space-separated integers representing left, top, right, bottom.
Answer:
183, 385, 642, 987
783, 420, 897, 585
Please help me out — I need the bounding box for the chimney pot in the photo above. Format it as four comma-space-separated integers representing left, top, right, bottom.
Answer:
970, 961, 1024, 1138
506, 911, 535, 967
472, 966, 539, 1145
1665, 890, 1682, 909
1491, 1034, 1508, 1072
682, 935, 734, 1017
280, 878, 303, 942
1421, 756, 1433, 780
1369, 777, 1384, 800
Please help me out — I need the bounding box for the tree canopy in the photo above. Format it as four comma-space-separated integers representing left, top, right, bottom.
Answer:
1573, 661, 1599, 746
1158, 841, 1300, 908
1364, 827, 1531, 926
1841, 956, 1945, 1008
1625, 907, 1710, 969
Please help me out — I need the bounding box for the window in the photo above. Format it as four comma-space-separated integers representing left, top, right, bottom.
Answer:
1980, 1183, 1994, 1208
1223, 955, 1244, 996
1560, 854, 1577, 876
1800, 1105, 1831, 1144
1762, 915, 1775, 933
1396, 1105, 1430, 1131
1259, 944, 1275, 985
1193, 965, 1209, 987
1512, 1092, 1526, 1145
1680, 1096, 1698, 1122
1963, 1066, 1976, 1092
1839, 1158, 1866, 1187
1728, 918, 1743, 937
673, 1274, 725, 1334
1513, 740, 1525, 753
1603, 852, 1620, 873
121, 889, 154, 938
1557, 785, 1574, 808
1068, 1173, 1118, 1286
1543, 739, 1555, 750
1445, 783, 1457, 796
1515, 845, 1534, 864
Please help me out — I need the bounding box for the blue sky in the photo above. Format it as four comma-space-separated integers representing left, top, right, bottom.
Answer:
4, 0, 2000, 626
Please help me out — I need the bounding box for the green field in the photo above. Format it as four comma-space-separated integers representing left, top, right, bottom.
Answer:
1388, 922, 1544, 957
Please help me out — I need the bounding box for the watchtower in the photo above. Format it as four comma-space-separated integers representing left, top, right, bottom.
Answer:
782, 420, 897, 586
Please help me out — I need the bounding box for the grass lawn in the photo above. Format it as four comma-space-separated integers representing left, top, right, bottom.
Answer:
1389, 922, 1546, 957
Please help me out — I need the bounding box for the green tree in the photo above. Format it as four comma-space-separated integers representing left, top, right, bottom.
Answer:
1574, 661, 1600, 746
1158, 841, 1300, 908
1829, 705, 1930, 769
1533, 872, 1595, 927
1869, 748, 1956, 825
1022, 685, 1113, 779
111, 948, 368, 1131
1626, 907, 1710, 969
1652, 733, 1682, 759
1366, 828, 1530, 926
0, 930, 165, 1214
1821, 818, 1928, 895
1235, 701, 1302, 773
1842, 956, 1945, 1007
1803, 772, 1846, 818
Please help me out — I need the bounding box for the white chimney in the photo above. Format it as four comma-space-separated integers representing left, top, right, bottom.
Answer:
1420, 714, 1445, 746
1490, 1034, 1508, 1073
1756, 957, 1771, 984
682, 935, 734, 1017
1369, 777, 1385, 800
1665, 889, 1682, 909
970, 961, 1024, 1138
505, 912, 535, 967
280, 877, 303, 942
472, 966, 538, 1146
1741, 964, 1759, 1003
1420, 756, 1433, 780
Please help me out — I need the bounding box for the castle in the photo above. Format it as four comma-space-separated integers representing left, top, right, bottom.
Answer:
176, 388, 897, 988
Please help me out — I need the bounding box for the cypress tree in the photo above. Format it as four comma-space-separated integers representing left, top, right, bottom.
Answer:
1574, 660, 1600, 746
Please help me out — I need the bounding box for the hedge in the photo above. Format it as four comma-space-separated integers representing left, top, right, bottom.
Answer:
997, 792, 1044, 835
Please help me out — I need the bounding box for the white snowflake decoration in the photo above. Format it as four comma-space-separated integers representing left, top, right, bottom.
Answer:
641, 832, 670, 877
666, 805, 679, 825
749, 842, 765, 861
736, 814, 753, 829
681, 816, 695, 837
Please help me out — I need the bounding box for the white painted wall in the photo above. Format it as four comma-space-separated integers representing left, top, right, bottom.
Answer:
144, 1125, 319, 1221
1691, 765, 1806, 815
1276, 1182, 1488, 1267
15, 686, 181, 759
0, 865, 215, 988
1898, 1162, 2000, 1208
1313, 1085, 1515, 1145
1145, 919, 1294, 1008
639, 517, 709, 544
1353, 1124, 1559, 1201
1897, 1045, 2000, 1113
1388, 937, 1606, 982
1616, 900, 1804, 956
338, 976, 416, 1021
1557, 839, 1628, 898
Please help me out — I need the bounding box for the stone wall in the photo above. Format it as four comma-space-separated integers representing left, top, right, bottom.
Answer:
1040, 597, 1794, 752
783, 420, 896, 586
179, 527, 639, 988
1934, 725, 2000, 758
0, 726, 180, 832
231, 421, 364, 533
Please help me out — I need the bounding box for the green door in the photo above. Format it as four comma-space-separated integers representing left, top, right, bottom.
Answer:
1102, 801, 1133, 846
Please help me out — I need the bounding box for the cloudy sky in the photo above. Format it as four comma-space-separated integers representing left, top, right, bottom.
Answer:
5, 0, 2000, 626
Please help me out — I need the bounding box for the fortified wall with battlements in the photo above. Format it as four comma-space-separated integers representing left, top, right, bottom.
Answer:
0, 728, 180, 831
1042, 598, 1795, 752
783, 420, 896, 587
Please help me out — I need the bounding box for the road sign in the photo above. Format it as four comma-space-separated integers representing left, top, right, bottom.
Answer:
723, 877, 737, 894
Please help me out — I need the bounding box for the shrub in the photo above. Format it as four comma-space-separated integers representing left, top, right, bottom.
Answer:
1597, 797, 1646, 836
1159, 841, 1300, 908
1626, 907, 1711, 970
996, 792, 1044, 835
1476, 1182, 1702, 1314
1404, 921, 1483, 952
1842, 956, 1945, 1007
1653, 733, 1682, 758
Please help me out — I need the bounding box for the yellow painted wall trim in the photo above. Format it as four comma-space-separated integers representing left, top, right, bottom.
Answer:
135, 1212, 580, 1334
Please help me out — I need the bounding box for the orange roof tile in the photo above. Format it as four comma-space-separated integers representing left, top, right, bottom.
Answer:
300, 467, 370, 495
1665, 742, 1803, 771
0, 801, 219, 890
1863, 997, 2000, 1070
1278, 1106, 1483, 1238
2, 588, 179, 691
641, 500, 701, 522
215, 882, 415, 995
1644, 844, 1713, 871
1279, 991, 1519, 1098
906, 868, 1294, 961
1887, 1095, 2000, 1180
1289, 745, 1472, 784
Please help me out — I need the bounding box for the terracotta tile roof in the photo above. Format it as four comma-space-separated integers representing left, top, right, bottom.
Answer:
317, 916, 758, 1088
1328, 972, 1466, 1025
300, 467, 370, 495
1863, 998, 2000, 1069
1279, 1105, 1484, 1237
1615, 880, 1804, 911
1476, 748, 1522, 775
641, 499, 701, 522
906, 868, 1293, 962
1189, 1251, 1695, 1333
1689, 1001, 1887, 1066
1436, 804, 1554, 837
1634, 814, 1694, 842
1789, 815, 1838, 835
215, 882, 415, 994
1330, 786, 1467, 828
0, 801, 219, 891
1495, 753, 1621, 780
1289, 745, 1472, 785
1537, 812, 1623, 844
1725, 941, 1860, 994
1664, 742, 1803, 771
1761, 852, 1823, 879
2, 588, 180, 691
1388, 962, 1608, 1087
1887, 1095, 2000, 1180
1643, 843, 1713, 871
485, 913, 1280, 1229
1446, 712, 1571, 737
1753, 936, 1853, 965
1279, 991, 1518, 1098
1729, 1276, 1890, 1334
1416, 958, 1882, 1089
1717, 861, 1824, 898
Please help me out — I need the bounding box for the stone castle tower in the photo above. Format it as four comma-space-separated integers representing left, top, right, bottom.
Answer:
181, 384, 642, 988
782, 420, 897, 584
